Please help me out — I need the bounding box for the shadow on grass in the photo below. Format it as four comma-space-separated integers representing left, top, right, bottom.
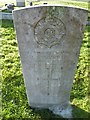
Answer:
72, 105, 90, 119
29, 107, 63, 120
29, 105, 90, 120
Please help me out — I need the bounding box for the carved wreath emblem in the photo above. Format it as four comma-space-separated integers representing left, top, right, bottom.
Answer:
34, 16, 66, 48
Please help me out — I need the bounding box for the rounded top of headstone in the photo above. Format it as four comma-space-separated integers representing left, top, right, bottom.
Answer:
13, 4, 88, 12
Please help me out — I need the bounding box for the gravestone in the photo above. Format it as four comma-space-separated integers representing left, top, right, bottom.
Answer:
16, 0, 25, 7
13, 5, 88, 118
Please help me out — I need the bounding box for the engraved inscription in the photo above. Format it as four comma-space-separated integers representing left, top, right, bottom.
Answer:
34, 51, 62, 96
34, 51, 62, 81
34, 17, 66, 48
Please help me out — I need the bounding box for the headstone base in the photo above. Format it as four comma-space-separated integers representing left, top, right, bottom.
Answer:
30, 102, 72, 118
49, 104, 72, 118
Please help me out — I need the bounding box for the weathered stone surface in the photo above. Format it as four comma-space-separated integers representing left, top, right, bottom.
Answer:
13, 5, 88, 118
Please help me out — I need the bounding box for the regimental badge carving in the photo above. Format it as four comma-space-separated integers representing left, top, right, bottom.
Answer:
34, 16, 66, 48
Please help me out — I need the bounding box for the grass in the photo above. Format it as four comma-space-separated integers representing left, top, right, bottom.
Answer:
0, 0, 16, 7
1, 16, 90, 119
28, 0, 89, 10
0, 0, 89, 10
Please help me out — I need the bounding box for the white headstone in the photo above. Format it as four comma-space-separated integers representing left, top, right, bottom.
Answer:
13, 5, 88, 118
16, 0, 25, 7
